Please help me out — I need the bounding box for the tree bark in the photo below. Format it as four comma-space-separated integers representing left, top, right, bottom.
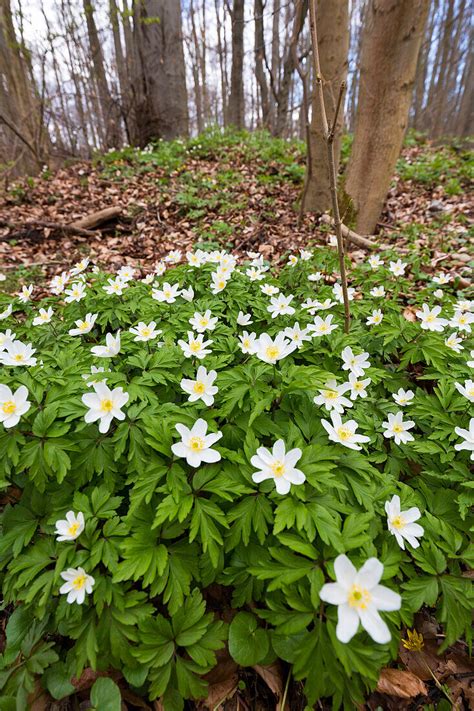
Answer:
274, 1, 307, 137
254, 0, 271, 128
131, 0, 189, 144
345, 0, 430, 234
227, 0, 245, 129
303, 0, 349, 213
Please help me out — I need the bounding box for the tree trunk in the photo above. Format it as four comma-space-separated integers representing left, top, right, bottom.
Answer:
214, 0, 228, 126
254, 0, 271, 128
274, 1, 307, 137
345, 0, 430, 234
303, 0, 349, 213
227, 0, 245, 129
83, 0, 122, 148
131, 0, 188, 144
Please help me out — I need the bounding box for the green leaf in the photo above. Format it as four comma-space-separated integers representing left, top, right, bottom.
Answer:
228, 612, 269, 667
90, 677, 122, 711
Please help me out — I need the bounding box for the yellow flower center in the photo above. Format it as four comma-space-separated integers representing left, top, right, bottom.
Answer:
2, 400, 16, 414
164, 290, 171, 298
426, 314, 435, 322
79, 322, 89, 331
355, 382, 364, 391
14, 354, 24, 362
189, 436, 204, 451
73, 574, 87, 590
336, 426, 351, 441
190, 341, 201, 353
242, 339, 250, 348
193, 381, 206, 394
469, 387, 474, 397
141, 328, 151, 337
266, 346, 280, 360
348, 585, 371, 609
323, 390, 338, 400
392, 424, 404, 433
199, 318, 208, 327
100, 399, 114, 412
68, 522, 80, 537
319, 324, 329, 332
459, 315, 467, 324
271, 460, 285, 477
390, 515, 405, 529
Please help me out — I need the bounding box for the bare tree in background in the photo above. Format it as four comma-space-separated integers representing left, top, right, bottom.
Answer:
227, 0, 245, 129
131, 0, 189, 144
346, 0, 430, 234
303, 0, 349, 213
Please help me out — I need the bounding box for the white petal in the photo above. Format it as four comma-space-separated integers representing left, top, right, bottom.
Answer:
319, 582, 347, 605
355, 558, 383, 589
358, 607, 391, 644
334, 555, 356, 589
370, 585, 401, 611
336, 604, 360, 643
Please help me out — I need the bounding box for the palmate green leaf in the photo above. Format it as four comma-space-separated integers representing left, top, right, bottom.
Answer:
189, 498, 228, 566
438, 575, 474, 649
402, 576, 439, 610
226, 494, 273, 548
249, 546, 315, 591
114, 532, 168, 587
90, 677, 122, 711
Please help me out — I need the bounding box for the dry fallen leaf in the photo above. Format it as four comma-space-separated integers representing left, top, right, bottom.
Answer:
253, 661, 290, 710
376, 668, 428, 698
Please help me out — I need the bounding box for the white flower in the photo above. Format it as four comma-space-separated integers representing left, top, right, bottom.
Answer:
129, 321, 162, 342
237, 311, 253, 326
333, 283, 355, 303
314, 380, 353, 414
246, 266, 265, 282
142, 274, 154, 285
308, 314, 338, 336
103, 277, 128, 295
368, 255, 384, 269
210, 272, 229, 294
255, 332, 296, 364
393, 388, 414, 406
0, 329, 15, 351
370, 286, 386, 297
321, 412, 370, 450
341, 346, 370, 377
238, 331, 258, 354
187, 251, 203, 267
181, 286, 195, 302
433, 272, 451, 285
300, 249, 312, 261
319, 554, 401, 644
315, 298, 337, 311
82, 365, 109, 385
32, 307, 54, 326
82, 382, 129, 433
288, 254, 298, 266
165, 249, 182, 264
69, 313, 98, 336
434, 289, 444, 299
49, 272, 69, 296
178, 331, 213, 359
445, 332, 463, 353
55, 511, 85, 541
64, 282, 87, 303
366, 309, 384, 326
449, 310, 474, 334
347, 373, 371, 400
251, 439, 305, 495
454, 418, 474, 460
117, 265, 136, 282
0, 385, 30, 428
389, 259, 407, 276
0, 272, 5, 281
455, 379, 474, 403
0, 341, 37, 367
415, 304, 448, 332
308, 272, 322, 282
152, 282, 181, 303
455, 300, 473, 312
154, 261, 166, 276
0, 304, 13, 320
180, 366, 218, 406
267, 294, 295, 318
328, 235, 338, 247
91, 331, 121, 358
260, 283, 280, 295
382, 412, 415, 445
385, 495, 424, 550
59, 567, 94, 604
284, 322, 312, 348
18, 285, 33, 303
171, 418, 222, 467
70, 258, 89, 276
189, 310, 218, 333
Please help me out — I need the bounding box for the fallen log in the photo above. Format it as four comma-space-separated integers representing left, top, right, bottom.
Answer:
319, 214, 379, 250
0, 219, 95, 240
70, 206, 122, 230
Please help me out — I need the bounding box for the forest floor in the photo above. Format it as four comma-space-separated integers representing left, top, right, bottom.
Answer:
0, 131, 473, 710
0, 129, 472, 293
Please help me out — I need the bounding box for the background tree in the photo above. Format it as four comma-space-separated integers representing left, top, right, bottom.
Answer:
227, 0, 245, 129
345, 0, 430, 234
